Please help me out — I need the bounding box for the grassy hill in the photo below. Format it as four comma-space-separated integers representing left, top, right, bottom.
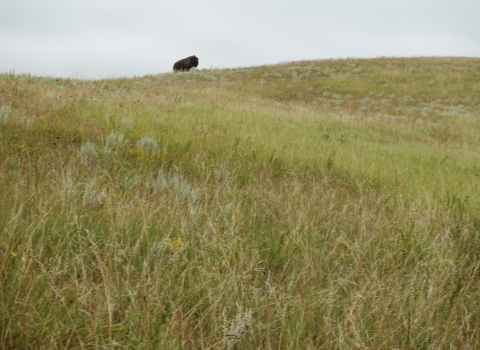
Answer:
1, 56, 480, 349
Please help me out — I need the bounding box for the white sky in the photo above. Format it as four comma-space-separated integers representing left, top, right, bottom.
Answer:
1, 0, 479, 78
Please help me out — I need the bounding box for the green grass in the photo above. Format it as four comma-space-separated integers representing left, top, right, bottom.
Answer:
1, 56, 480, 349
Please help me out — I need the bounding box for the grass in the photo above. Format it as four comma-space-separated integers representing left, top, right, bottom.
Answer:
1, 56, 480, 349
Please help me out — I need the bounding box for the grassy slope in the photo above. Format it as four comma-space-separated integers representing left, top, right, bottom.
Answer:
1, 57, 480, 349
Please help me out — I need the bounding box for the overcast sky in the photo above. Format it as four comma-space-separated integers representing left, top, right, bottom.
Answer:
1, 0, 479, 79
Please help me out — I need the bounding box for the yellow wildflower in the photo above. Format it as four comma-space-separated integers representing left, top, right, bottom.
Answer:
164, 237, 184, 250
173, 238, 184, 249
164, 238, 172, 249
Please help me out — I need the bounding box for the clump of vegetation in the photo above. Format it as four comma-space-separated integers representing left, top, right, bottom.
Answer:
1, 57, 480, 349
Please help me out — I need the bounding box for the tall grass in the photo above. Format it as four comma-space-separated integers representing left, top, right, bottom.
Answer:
1, 57, 480, 349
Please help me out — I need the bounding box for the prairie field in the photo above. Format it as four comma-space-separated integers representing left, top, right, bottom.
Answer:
1, 56, 480, 349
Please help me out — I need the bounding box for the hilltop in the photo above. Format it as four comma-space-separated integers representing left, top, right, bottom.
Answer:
1, 57, 480, 349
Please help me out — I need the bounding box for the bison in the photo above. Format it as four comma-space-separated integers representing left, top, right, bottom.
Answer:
173, 55, 199, 71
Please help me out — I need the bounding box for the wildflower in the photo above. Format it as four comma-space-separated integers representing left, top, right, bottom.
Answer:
164, 237, 185, 250
173, 238, 184, 249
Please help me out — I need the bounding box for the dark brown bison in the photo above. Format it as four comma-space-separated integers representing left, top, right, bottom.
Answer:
173, 55, 199, 71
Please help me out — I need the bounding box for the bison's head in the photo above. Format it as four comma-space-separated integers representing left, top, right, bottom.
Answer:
191, 56, 199, 67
